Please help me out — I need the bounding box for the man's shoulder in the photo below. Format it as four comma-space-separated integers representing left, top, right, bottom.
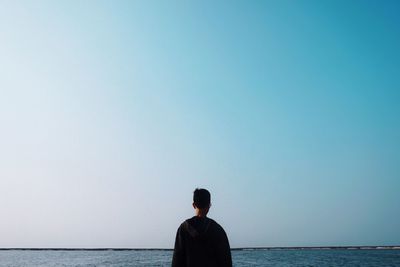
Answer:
179, 216, 195, 228
177, 217, 196, 231
206, 217, 220, 227
208, 218, 226, 232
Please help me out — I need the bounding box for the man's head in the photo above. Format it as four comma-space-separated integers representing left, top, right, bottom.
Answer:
193, 188, 211, 217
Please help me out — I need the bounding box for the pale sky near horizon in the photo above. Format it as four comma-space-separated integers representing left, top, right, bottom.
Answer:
1, 0, 399, 248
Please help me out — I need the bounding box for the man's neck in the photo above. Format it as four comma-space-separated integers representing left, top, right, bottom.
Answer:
195, 209, 208, 218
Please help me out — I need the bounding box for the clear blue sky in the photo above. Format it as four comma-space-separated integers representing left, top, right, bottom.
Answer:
0, 0, 399, 248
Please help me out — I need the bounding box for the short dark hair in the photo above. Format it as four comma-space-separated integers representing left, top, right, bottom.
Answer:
193, 188, 211, 209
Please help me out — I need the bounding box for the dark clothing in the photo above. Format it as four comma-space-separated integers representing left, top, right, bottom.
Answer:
172, 216, 232, 267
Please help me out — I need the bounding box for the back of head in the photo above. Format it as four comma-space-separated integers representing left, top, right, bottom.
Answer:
193, 188, 211, 209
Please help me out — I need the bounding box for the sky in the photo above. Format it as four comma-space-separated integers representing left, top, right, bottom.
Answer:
0, 0, 399, 248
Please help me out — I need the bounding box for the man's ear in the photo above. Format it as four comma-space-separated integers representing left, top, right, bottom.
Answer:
192, 203, 196, 209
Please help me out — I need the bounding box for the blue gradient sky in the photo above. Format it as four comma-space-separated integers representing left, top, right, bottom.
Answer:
1, 0, 399, 248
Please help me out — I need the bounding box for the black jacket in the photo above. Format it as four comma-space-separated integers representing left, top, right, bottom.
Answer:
172, 216, 232, 267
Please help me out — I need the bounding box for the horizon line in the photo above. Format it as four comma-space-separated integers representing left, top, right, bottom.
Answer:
1, 245, 400, 251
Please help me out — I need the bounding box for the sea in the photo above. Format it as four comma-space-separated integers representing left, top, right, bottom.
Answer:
0, 249, 399, 267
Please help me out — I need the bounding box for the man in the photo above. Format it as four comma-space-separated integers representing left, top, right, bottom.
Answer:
172, 188, 232, 267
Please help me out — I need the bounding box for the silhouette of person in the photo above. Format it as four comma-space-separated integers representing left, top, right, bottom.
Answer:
172, 188, 232, 267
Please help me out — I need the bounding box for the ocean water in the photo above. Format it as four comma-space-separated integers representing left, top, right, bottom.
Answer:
0, 249, 399, 267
